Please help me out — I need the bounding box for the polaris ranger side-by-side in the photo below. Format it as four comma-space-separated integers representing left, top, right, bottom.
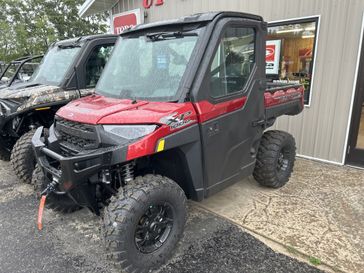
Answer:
0, 34, 116, 183
33, 12, 304, 273
0, 55, 43, 89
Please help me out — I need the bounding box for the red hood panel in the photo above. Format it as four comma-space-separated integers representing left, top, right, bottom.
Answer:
57, 95, 196, 125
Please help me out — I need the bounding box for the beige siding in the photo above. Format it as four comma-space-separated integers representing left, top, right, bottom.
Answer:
113, 0, 364, 164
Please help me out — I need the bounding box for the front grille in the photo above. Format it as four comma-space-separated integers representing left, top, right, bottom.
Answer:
57, 118, 94, 133
55, 117, 99, 156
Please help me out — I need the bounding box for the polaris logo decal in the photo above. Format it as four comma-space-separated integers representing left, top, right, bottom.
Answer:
266, 47, 275, 61
160, 111, 195, 130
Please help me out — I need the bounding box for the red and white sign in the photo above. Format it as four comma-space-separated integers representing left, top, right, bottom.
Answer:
266, 45, 276, 62
266, 40, 281, 75
299, 48, 312, 58
113, 9, 143, 34
143, 0, 164, 9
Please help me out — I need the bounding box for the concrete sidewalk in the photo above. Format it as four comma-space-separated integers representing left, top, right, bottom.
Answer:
200, 158, 364, 273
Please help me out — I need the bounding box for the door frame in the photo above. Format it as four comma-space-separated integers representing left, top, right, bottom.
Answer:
346, 13, 364, 167
193, 18, 266, 197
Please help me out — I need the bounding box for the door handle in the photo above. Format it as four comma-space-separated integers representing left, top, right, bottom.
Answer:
207, 122, 219, 136
252, 119, 265, 127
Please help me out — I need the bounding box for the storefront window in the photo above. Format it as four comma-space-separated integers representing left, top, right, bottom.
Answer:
267, 17, 319, 105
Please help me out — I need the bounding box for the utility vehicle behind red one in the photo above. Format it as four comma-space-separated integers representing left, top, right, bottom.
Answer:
32, 12, 304, 273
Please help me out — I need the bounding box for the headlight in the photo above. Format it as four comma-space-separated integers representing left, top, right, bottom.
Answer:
103, 125, 157, 140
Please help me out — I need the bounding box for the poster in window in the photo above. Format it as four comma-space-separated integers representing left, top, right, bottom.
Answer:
266, 40, 281, 75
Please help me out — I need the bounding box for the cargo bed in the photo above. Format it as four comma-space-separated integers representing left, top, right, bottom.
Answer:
264, 83, 305, 124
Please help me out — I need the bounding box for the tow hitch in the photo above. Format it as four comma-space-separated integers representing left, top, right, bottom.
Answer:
37, 179, 59, 230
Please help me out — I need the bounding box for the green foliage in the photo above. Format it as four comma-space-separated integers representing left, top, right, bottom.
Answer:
0, 0, 108, 62
309, 256, 322, 266
285, 245, 299, 255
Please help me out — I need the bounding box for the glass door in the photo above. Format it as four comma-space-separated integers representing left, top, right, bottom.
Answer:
347, 31, 364, 167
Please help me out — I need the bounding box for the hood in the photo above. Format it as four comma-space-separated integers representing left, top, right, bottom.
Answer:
0, 83, 8, 90
56, 94, 197, 126
0, 81, 95, 114
0, 83, 59, 99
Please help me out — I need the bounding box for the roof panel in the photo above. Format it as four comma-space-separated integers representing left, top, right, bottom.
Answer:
79, 0, 118, 17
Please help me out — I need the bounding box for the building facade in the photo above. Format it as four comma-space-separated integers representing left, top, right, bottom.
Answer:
79, 0, 364, 167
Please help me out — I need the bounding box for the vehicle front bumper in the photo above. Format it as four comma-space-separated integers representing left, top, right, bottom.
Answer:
32, 126, 129, 211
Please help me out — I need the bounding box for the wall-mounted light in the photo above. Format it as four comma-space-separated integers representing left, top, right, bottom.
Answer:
302, 34, 315, 39
302, 30, 315, 39
305, 26, 316, 31
276, 28, 303, 34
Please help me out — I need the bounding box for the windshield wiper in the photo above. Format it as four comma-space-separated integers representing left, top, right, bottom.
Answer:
58, 44, 81, 49
146, 31, 197, 41
58, 37, 83, 49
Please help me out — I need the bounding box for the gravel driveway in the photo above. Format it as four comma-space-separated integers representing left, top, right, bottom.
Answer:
0, 160, 322, 273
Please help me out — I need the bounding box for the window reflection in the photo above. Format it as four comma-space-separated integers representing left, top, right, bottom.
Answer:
267, 19, 318, 105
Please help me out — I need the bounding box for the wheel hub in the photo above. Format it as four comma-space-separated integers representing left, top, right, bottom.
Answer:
277, 150, 289, 172
135, 203, 174, 254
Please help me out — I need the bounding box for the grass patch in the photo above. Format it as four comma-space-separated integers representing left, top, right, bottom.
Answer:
309, 256, 321, 266
285, 245, 299, 255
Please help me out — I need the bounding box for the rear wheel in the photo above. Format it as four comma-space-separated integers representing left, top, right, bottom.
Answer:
11, 130, 36, 183
253, 130, 296, 188
102, 175, 187, 273
32, 164, 81, 213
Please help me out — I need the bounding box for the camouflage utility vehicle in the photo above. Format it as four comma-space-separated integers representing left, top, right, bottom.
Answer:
0, 34, 116, 184
33, 12, 304, 273
0, 55, 43, 89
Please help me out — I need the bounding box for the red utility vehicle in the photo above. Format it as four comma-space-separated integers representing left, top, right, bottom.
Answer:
33, 12, 304, 273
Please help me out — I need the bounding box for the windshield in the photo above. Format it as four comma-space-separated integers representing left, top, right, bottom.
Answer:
96, 32, 199, 101
29, 45, 81, 86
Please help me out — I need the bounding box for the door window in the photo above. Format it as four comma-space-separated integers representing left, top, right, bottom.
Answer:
85, 44, 114, 88
209, 27, 255, 98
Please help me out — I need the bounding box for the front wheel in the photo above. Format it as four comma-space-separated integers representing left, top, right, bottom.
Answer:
253, 130, 296, 188
11, 130, 36, 183
102, 175, 187, 273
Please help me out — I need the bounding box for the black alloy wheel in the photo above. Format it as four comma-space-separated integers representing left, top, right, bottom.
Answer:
102, 174, 187, 273
135, 203, 174, 254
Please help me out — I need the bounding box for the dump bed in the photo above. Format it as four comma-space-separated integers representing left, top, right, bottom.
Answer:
264, 83, 305, 123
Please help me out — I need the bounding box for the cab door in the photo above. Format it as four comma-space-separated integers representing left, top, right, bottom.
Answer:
194, 19, 266, 196
80, 41, 115, 89
66, 38, 116, 90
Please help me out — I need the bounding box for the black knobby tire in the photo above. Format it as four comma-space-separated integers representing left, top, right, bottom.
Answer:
102, 175, 187, 273
253, 130, 296, 188
10, 130, 36, 184
32, 164, 81, 213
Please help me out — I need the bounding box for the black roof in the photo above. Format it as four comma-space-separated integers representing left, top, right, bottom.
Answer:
125, 11, 263, 34
55, 34, 118, 47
